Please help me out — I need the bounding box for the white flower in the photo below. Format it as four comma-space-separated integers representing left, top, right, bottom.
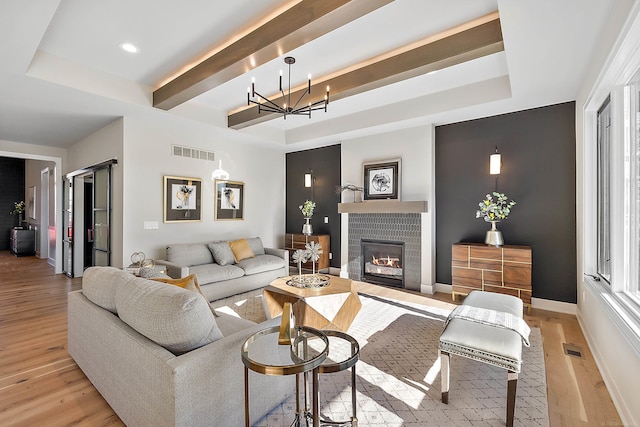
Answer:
292, 249, 308, 264
305, 241, 323, 263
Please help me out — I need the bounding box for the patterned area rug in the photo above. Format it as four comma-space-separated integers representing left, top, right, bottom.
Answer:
211, 290, 549, 427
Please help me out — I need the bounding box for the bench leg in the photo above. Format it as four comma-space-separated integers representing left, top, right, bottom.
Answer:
440, 350, 450, 404
506, 371, 518, 427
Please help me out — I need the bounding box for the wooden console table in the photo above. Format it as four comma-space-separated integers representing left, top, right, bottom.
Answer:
451, 242, 532, 311
284, 233, 330, 272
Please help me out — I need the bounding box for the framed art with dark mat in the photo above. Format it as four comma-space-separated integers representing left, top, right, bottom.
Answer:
215, 180, 244, 220
363, 159, 401, 200
163, 176, 202, 223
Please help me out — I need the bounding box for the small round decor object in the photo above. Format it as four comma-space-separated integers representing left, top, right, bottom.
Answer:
286, 274, 331, 289
141, 258, 155, 269
130, 251, 146, 266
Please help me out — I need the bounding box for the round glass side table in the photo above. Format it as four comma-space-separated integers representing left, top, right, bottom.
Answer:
318, 330, 360, 427
241, 325, 329, 427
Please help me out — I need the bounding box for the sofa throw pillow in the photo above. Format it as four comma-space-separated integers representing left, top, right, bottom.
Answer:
115, 277, 223, 354
245, 237, 266, 256
207, 241, 236, 266
228, 238, 255, 262
152, 274, 218, 317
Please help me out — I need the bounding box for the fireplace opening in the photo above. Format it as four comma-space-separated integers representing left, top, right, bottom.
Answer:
361, 239, 404, 288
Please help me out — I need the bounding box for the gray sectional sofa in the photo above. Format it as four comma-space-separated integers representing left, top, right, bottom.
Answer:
68, 267, 293, 427
156, 237, 288, 301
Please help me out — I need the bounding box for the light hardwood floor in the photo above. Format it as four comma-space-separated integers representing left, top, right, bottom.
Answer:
0, 253, 622, 426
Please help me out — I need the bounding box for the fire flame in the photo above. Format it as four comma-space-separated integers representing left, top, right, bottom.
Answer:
371, 255, 401, 268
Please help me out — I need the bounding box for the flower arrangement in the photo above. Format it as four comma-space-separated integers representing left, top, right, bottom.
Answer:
299, 200, 316, 218
476, 192, 516, 222
10, 201, 25, 215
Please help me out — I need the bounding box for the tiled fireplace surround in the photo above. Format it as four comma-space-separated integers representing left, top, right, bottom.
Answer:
347, 213, 421, 288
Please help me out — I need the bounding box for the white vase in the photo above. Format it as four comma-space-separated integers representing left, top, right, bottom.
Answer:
302, 217, 313, 236
485, 220, 504, 246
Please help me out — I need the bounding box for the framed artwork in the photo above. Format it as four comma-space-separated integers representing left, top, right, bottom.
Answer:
363, 159, 401, 200
163, 176, 202, 223
28, 186, 36, 219
215, 180, 244, 220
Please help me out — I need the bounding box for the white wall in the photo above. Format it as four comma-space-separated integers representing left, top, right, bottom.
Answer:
66, 118, 125, 273
122, 114, 285, 267
340, 125, 435, 290
576, 1, 640, 425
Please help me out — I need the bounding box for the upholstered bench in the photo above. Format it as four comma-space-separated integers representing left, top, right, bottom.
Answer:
439, 290, 530, 427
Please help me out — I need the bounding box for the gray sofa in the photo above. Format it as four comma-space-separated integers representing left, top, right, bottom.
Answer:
68, 267, 293, 427
156, 237, 288, 301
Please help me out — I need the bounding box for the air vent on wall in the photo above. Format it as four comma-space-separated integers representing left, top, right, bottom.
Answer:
172, 145, 215, 162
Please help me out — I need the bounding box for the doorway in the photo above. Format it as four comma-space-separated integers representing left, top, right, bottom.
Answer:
63, 160, 115, 277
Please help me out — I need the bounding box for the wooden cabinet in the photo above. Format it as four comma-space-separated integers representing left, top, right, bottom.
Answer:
451, 242, 532, 310
284, 233, 330, 272
10, 228, 36, 256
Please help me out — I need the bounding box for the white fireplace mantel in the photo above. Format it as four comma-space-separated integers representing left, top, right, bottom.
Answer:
338, 200, 427, 214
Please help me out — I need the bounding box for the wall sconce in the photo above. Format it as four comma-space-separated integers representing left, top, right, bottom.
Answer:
304, 171, 313, 188
489, 146, 501, 175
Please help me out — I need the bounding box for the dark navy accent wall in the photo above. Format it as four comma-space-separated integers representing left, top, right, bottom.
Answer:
286, 144, 341, 268
0, 157, 26, 251
435, 102, 577, 303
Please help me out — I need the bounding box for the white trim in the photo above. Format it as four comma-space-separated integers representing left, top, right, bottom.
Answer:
436, 282, 577, 314
578, 277, 640, 427
583, 278, 640, 356
531, 297, 576, 315
435, 282, 452, 295
420, 283, 435, 295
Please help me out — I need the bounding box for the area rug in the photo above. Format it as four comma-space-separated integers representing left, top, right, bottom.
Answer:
211, 290, 549, 427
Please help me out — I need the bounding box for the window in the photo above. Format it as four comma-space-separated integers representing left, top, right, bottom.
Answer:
597, 97, 611, 283
627, 69, 640, 303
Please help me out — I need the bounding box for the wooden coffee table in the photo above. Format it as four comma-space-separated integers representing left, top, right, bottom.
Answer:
263, 276, 362, 332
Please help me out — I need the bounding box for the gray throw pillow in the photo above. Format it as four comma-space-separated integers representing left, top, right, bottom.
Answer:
207, 241, 235, 266
246, 237, 265, 256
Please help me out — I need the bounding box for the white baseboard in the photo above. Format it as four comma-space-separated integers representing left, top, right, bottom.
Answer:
531, 297, 576, 315
433, 283, 577, 314
435, 282, 452, 294
420, 283, 435, 294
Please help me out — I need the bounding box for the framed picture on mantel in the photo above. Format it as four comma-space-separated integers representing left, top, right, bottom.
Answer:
363, 159, 401, 200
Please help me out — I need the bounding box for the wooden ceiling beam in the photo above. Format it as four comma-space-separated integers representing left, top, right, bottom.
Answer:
228, 14, 504, 129
153, 0, 394, 110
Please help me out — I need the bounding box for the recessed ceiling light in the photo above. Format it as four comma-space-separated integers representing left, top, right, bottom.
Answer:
119, 42, 139, 54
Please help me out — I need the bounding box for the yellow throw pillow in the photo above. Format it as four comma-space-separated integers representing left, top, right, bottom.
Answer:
228, 238, 255, 262
152, 274, 217, 317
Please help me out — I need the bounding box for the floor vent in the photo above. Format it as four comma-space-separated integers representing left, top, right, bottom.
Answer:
563, 343, 585, 359
172, 145, 215, 162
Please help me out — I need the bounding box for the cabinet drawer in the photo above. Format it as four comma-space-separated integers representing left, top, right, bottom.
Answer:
452, 267, 482, 288
504, 264, 531, 287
